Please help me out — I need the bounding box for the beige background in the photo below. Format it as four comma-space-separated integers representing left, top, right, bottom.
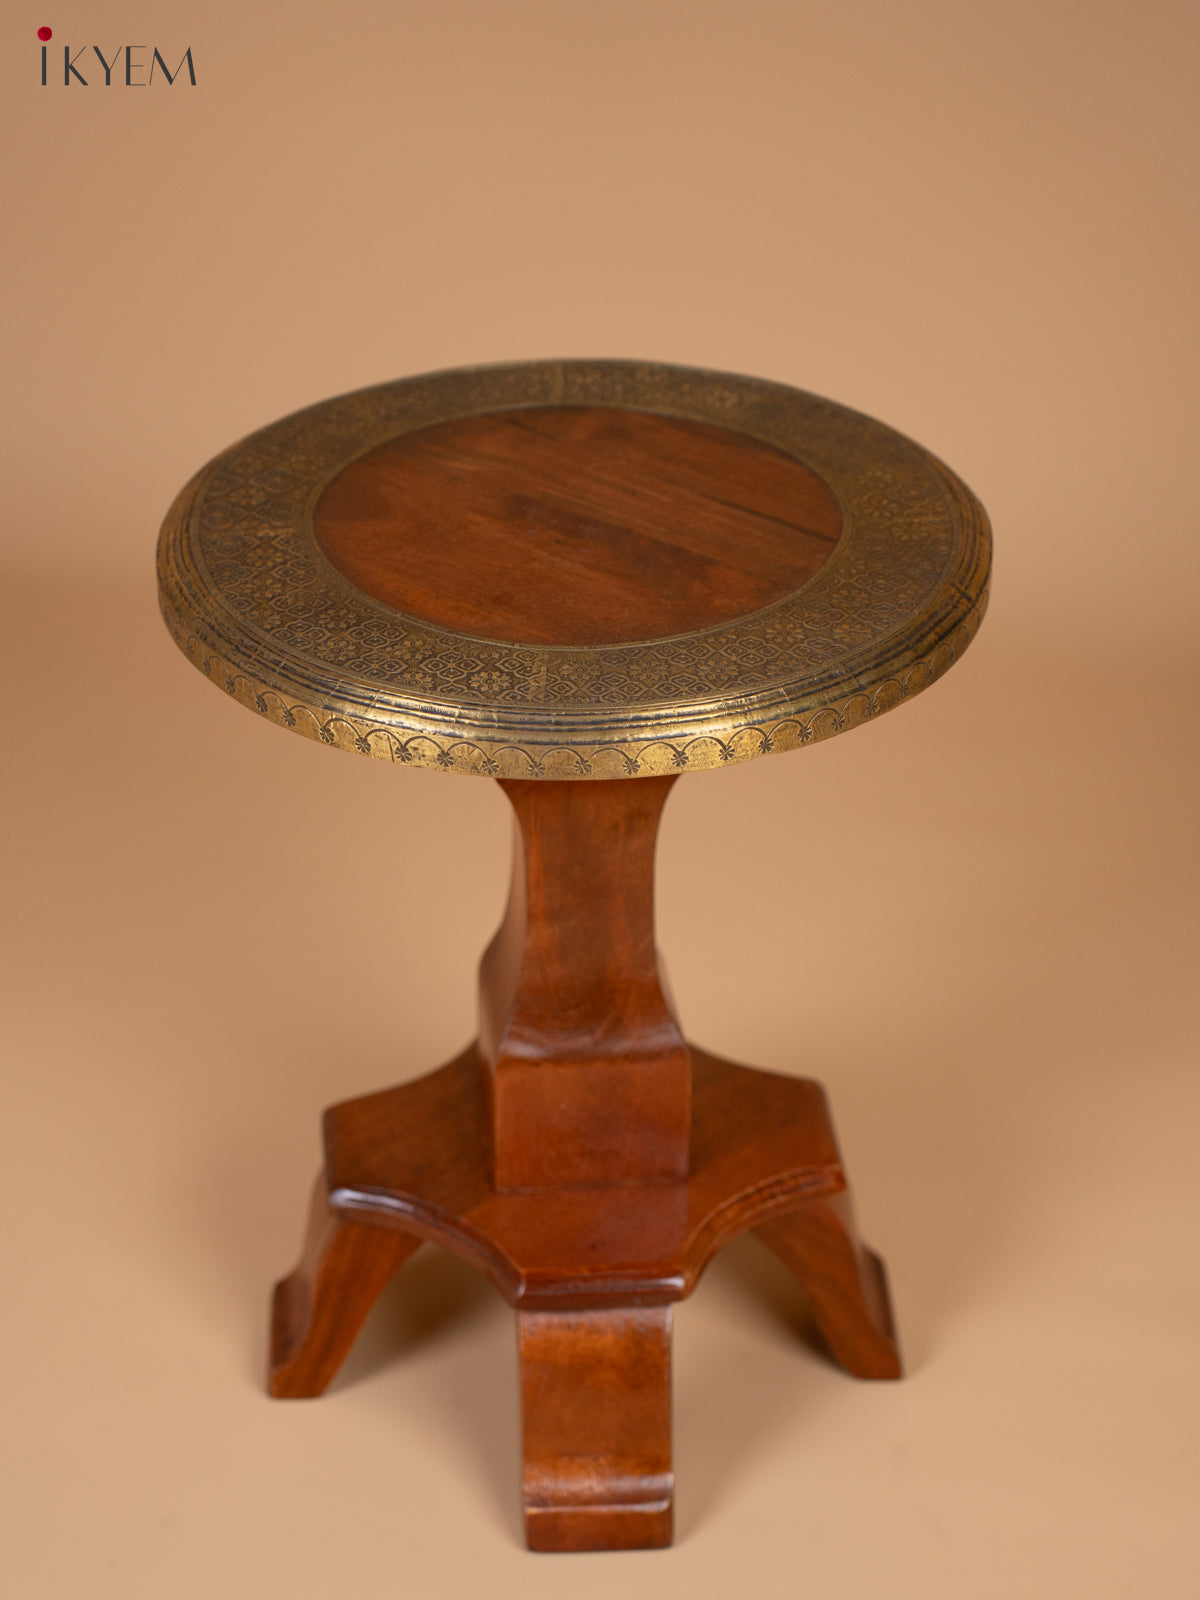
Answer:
3, 2, 1198, 1595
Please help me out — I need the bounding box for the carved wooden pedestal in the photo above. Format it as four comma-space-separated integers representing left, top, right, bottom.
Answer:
269, 776, 900, 1551
159, 358, 989, 1552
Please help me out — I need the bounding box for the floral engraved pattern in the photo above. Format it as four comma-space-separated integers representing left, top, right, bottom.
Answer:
157, 361, 991, 779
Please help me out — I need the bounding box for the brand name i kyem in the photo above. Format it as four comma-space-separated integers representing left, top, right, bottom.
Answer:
42, 43, 196, 86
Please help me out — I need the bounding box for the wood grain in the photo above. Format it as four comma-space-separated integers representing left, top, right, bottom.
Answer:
306, 1043, 852, 1306
757, 1194, 901, 1380
479, 775, 689, 1190
268, 776, 900, 1548
520, 1307, 673, 1551
313, 406, 842, 645
269, 1176, 421, 1398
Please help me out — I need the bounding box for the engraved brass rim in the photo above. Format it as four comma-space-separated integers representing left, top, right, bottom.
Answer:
156, 359, 991, 779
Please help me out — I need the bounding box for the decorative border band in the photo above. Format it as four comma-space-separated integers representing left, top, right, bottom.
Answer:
160, 586, 988, 779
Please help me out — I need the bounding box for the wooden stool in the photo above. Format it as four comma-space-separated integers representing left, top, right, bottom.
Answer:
157, 360, 990, 1551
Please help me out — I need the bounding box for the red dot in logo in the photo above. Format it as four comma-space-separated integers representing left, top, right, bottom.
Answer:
37, 26, 53, 41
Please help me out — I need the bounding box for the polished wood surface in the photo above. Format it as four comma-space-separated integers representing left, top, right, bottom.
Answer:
480, 776, 689, 1190
269, 1178, 420, 1399
269, 776, 900, 1549
520, 1307, 673, 1551
757, 1196, 900, 1380
275, 1042, 892, 1319
313, 406, 842, 645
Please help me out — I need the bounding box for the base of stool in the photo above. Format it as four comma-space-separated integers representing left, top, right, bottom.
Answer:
269, 1044, 900, 1549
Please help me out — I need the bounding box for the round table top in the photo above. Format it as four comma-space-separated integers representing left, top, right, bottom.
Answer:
157, 360, 990, 780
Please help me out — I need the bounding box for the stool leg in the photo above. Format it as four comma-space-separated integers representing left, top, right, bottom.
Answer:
518, 1306, 674, 1552
269, 1176, 421, 1398
755, 1191, 902, 1380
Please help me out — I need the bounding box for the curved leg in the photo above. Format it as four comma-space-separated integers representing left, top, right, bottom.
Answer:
755, 1191, 902, 1380
269, 1176, 422, 1398
519, 1307, 674, 1552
